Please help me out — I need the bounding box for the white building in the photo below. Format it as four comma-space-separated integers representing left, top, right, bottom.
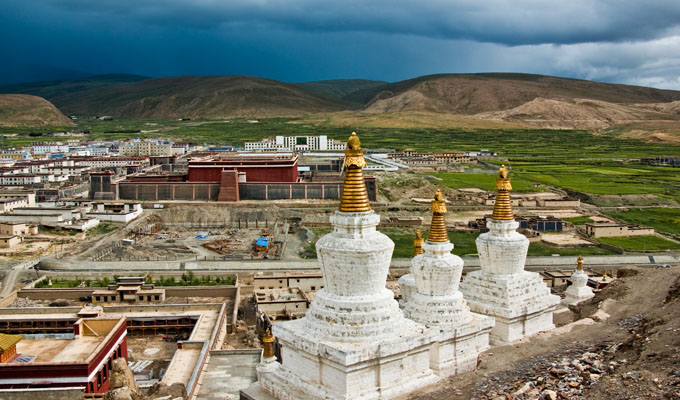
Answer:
75, 157, 149, 168
244, 135, 346, 152
0, 175, 41, 186
30, 143, 70, 154
120, 140, 174, 156
0, 197, 29, 213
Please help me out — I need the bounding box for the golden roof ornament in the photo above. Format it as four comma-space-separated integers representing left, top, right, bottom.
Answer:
492, 164, 514, 220
339, 132, 371, 212
262, 328, 275, 358
576, 255, 583, 271
413, 230, 424, 256
427, 189, 449, 242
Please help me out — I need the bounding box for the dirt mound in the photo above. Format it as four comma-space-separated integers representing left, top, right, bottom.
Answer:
0, 94, 73, 126
634, 100, 680, 114
475, 97, 664, 130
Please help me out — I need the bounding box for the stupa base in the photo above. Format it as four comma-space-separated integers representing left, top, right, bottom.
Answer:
253, 317, 440, 400
429, 312, 494, 378
461, 270, 560, 345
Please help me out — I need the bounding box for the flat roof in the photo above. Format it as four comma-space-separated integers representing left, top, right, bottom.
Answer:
6, 318, 125, 365
16, 336, 100, 363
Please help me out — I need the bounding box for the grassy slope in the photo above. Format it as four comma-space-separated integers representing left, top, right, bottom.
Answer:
294, 79, 387, 103
0, 94, 73, 127
0, 74, 148, 102
49, 76, 346, 118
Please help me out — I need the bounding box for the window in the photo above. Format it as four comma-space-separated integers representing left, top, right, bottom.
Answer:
97, 372, 102, 388
155, 295, 160, 301
311, 286, 316, 291
96, 296, 100, 301
139, 296, 143, 301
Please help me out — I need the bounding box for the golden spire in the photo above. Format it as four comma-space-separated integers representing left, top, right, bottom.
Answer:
492, 165, 514, 220
262, 328, 275, 358
413, 230, 424, 256
427, 189, 449, 242
576, 255, 583, 271
339, 132, 371, 212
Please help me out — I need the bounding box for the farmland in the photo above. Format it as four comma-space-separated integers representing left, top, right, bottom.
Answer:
597, 235, 680, 251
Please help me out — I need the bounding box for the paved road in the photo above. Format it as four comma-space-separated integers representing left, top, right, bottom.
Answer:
0, 258, 40, 299
38, 253, 680, 273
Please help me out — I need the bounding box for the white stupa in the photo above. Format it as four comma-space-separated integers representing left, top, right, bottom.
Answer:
246, 133, 440, 400
400, 190, 494, 377
562, 255, 595, 305
460, 165, 559, 344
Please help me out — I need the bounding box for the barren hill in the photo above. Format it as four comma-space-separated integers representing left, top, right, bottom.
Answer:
475, 98, 673, 130
49, 76, 346, 118
0, 94, 73, 127
351, 73, 680, 115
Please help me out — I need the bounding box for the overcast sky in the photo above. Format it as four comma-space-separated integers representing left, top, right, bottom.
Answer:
2, 0, 680, 89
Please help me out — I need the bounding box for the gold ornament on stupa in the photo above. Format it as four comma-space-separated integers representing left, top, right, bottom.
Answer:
576, 255, 584, 271
491, 164, 514, 220
262, 328, 275, 358
413, 230, 424, 256
427, 189, 449, 242
339, 132, 371, 213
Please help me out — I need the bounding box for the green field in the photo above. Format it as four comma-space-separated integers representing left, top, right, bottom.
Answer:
597, 235, 680, 251
603, 208, 680, 236
434, 172, 542, 192
527, 242, 616, 256
2, 117, 679, 160
34, 272, 235, 288
301, 227, 613, 258
435, 161, 680, 204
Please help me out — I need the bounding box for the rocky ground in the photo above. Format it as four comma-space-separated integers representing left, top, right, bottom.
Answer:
403, 265, 680, 400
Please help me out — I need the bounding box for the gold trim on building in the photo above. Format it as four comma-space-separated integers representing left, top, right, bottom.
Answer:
262, 328, 275, 358
427, 189, 449, 242
576, 255, 584, 271
492, 165, 514, 220
413, 230, 424, 256
339, 132, 371, 212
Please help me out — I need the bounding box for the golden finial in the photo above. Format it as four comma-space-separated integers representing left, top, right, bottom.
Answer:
492, 164, 514, 220
339, 132, 371, 212
427, 189, 449, 242
413, 230, 424, 256
602, 271, 607, 282
576, 255, 583, 271
262, 328, 275, 358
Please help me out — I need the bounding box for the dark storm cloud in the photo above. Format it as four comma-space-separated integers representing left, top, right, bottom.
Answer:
39, 0, 680, 45
1, 0, 680, 89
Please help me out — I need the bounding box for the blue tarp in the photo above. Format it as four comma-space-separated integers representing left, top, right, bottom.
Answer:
195, 234, 209, 239
256, 237, 269, 247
